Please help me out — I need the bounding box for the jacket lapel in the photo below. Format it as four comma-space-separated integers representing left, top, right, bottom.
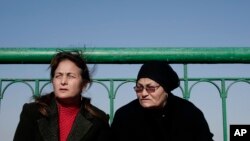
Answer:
37, 97, 93, 141
37, 98, 59, 141
67, 109, 93, 141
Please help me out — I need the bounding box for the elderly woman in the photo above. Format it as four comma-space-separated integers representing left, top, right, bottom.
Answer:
111, 61, 214, 141
14, 51, 111, 141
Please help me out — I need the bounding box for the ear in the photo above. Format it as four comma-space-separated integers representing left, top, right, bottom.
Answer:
164, 91, 169, 98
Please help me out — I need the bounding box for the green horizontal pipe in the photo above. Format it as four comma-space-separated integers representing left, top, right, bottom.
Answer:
0, 47, 250, 64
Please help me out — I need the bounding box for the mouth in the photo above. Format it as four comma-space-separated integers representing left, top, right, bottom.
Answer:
59, 88, 68, 92
140, 98, 150, 101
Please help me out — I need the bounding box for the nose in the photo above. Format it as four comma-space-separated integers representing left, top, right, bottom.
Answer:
141, 88, 148, 97
61, 76, 68, 85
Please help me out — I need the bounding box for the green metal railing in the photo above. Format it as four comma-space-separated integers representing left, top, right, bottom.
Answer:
1, 47, 250, 141
1, 47, 250, 64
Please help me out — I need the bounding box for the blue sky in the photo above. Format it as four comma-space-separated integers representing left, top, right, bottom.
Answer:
0, 1, 250, 141
1, 0, 250, 47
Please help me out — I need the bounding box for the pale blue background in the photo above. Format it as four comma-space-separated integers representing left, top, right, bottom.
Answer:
1, 0, 250, 141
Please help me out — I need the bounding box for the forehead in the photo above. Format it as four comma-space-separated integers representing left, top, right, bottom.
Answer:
55, 60, 81, 73
137, 78, 159, 85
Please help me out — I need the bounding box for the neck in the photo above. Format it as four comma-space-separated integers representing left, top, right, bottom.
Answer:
56, 95, 81, 107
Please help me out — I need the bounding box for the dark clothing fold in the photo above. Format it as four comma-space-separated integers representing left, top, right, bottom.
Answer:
14, 97, 111, 141
111, 94, 214, 141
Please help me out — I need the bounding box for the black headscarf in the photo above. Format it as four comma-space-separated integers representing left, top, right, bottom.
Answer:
136, 61, 180, 93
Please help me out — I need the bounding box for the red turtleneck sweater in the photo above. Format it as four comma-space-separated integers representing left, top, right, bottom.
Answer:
58, 103, 80, 141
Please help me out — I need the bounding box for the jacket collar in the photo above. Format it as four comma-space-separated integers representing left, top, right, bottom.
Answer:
37, 96, 93, 141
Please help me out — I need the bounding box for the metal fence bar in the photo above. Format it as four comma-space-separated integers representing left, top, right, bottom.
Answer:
0, 47, 250, 64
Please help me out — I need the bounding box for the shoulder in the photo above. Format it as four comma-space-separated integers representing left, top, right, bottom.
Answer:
111, 99, 141, 129
19, 102, 43, 120
169, 94, 214, 139
81, 97, 110, 124
91, 104, 109, 120
113, 99, 141, 119
168, 94, 204, 118
21, 102, 40, 113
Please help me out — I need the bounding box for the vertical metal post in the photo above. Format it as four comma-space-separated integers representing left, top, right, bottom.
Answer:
109, 80, 114, 123
221, 79, 228, 141
34, 80, 40, 97
183, 64, 190, 99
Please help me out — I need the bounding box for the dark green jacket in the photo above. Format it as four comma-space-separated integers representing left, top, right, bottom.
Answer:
14, 97, 111, 141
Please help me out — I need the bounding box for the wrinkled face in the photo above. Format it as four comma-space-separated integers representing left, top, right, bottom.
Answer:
135, 78, 167, 109
52, 59, 84, 103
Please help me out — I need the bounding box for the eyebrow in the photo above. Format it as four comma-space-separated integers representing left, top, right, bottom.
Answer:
55, 72, 77, 76
137, 83, 159, 87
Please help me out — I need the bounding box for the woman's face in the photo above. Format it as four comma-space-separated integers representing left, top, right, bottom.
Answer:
52, 59, 84, 103
135, 78, 167, 109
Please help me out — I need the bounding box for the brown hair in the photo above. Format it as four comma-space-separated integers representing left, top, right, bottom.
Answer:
50, 50, 90, 85
35, 50, 109, 123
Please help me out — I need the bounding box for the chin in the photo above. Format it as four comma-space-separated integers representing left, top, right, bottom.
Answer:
140, 103, 154, 108
55, 94, 71, 100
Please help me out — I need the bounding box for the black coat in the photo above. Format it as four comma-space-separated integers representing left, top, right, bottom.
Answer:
14, 97, 111, 141
111, 93, 214, 141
